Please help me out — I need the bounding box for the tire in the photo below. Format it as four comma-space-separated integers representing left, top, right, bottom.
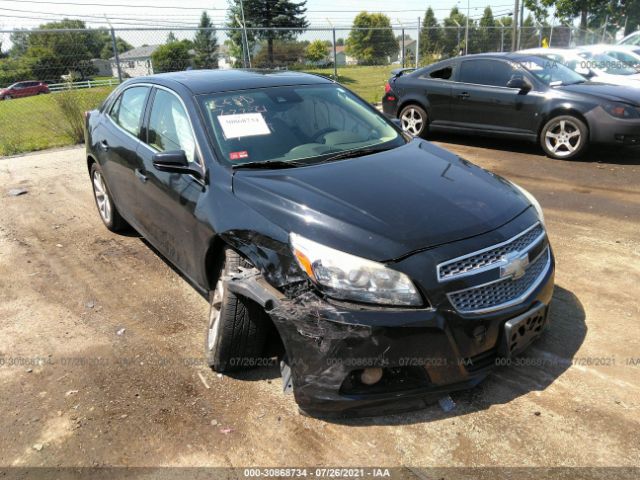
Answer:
540, 115, 589, 160
206, 247, 269, 373
399, 104, 428, 138
3, 95, 12, 100
90, 162, 128, 232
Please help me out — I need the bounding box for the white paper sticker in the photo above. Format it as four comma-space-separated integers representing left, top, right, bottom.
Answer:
217, 113, 271, 139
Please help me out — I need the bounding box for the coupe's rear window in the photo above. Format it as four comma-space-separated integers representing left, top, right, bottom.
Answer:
198, 84, 404, 166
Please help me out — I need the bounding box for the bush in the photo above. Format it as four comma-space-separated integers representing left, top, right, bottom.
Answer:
52, 85, 87, 144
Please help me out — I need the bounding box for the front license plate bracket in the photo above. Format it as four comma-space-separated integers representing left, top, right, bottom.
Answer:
500, 303, 548, 358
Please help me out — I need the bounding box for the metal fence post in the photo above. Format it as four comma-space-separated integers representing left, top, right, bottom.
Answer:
401, 28, 405, 68
332, 28, 337, 80
415, 17, 420, 68
110, 27, 122, 82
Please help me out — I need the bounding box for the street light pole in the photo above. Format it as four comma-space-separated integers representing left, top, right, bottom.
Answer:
511, 0, 519, 51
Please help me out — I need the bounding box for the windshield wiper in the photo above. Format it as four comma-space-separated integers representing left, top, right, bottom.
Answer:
231, 160, 307, 170
321, 146, 395, 163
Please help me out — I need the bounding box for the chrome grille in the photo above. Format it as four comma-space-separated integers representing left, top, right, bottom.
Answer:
447, 248, 551, 314
438, 223, 545, 281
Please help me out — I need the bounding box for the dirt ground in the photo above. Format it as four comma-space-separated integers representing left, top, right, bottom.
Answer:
0, 137, 639, 476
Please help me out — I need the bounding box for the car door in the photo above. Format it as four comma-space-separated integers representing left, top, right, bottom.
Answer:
25, 82, 39, 96
11, 83, 26, 98
96, 85, 151, 223
134, 86, 205, 276
417, 63, 456, 123
450, 58, 543, 136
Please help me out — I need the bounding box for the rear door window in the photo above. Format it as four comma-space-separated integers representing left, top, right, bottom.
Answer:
109, 86, 149, 137
458, 59, 515, 87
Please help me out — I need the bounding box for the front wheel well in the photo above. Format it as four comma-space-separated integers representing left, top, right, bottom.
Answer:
87, 154, 97, 175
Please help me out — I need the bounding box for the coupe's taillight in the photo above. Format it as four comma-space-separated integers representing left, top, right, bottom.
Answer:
384, 82, 391, 93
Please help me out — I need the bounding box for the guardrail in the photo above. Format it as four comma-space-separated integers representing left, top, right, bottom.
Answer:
48, 78, 120, 92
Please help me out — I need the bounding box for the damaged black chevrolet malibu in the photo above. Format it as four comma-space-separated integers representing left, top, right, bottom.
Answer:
85, 70, 554, 417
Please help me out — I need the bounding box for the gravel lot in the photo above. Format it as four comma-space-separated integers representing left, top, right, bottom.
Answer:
0, 138, 639, 476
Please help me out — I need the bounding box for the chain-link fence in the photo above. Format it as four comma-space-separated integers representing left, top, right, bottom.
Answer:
0, 24, 623, 155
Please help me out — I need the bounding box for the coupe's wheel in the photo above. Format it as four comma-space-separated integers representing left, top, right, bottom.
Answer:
540, 115, 588, 160
399, 104, 428, 137
3, 95, 12, 100
206, 247, 269, 373
90, 162, 128, 232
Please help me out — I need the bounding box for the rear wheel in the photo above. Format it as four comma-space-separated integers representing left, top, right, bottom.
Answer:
540, 115, 588, 160
206, 247, 269, 373
399, 104, 428, 137
90, 162, 128, 232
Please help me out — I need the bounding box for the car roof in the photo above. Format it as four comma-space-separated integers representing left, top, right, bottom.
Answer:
128, 69, 334, 95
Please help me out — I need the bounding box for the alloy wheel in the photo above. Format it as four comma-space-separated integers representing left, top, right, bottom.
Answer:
400, 107, 424, 136
92, 170, 112, 223
544, 119, 582, 158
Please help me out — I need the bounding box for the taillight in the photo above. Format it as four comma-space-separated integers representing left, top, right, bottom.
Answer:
384, 82, 391, 93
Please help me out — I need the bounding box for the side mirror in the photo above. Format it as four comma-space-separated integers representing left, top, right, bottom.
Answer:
152, 150, 202, 178
506, 75, 532, 93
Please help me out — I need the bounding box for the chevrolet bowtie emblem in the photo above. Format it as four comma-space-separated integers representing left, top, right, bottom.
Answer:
500, 251, 530, 280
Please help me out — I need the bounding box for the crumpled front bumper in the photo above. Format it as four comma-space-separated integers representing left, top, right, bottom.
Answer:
225, 255, 555, 418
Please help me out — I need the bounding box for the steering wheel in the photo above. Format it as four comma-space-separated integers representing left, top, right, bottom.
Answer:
312, 127, 338, 144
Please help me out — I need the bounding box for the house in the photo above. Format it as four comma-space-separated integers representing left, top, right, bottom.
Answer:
111, 45, 160, 78
90, 58, 112, 77
329, 46, 358, 66
393, 39, 417, 64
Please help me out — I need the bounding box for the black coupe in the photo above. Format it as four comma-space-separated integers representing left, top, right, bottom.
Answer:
382, 53, 640, 159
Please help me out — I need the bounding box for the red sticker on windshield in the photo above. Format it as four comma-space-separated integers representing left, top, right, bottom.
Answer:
229, 151, 249, 161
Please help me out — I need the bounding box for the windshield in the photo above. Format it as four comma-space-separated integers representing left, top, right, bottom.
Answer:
198, 84, 405, 167
517, 55, 587, 85
579, 52, 639, 75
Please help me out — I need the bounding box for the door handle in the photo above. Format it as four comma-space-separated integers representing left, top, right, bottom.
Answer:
135, 168, 147, 183
99, 140, 109, 151
457, 92, 470, 99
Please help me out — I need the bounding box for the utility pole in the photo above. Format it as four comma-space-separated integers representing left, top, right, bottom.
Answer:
518, 0, 524, 49
105, 16, 122, 82
511, 0, 519, 51
465, 0, 470, 55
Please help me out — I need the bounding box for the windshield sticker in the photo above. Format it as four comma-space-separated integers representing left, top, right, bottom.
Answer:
218, 113, 271, 139
229, 151, 249, 161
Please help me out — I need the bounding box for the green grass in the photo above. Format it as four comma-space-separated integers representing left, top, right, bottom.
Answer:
305, 65, 395, 103
0, 87, 113, 156
0, 66, 393, 156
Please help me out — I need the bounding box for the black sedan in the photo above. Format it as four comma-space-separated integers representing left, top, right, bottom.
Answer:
382, 53, 640, 159
86, 70, 554, 417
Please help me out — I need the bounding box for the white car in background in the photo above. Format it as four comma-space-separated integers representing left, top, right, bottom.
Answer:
577, 44, 640, 70
619, 31, 640, 47
519, 48, 640, 87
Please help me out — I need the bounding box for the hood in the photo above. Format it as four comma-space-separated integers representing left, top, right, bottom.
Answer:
232, 140, 531, 262
558, 82, 640, 105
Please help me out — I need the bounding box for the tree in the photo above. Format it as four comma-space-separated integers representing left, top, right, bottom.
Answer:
24, 19, 95, 80
166, 32, 178, 44
478, 7, 500, 53
9, 30, 30, 57
442, 7, 468, 57
305, 39, 327, 63
152, 41, 192, 73
346, 12, 398, 65
335, 38, 345, 46
420, 7, 443, 57
226, 0, 308, 67
193, 11, 219, 69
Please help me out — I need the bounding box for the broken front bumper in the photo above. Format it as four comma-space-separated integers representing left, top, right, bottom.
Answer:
226, 257, 555, 418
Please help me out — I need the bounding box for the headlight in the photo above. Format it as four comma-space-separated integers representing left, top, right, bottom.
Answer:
290, 233, 422, 307
512, 182, 545, 225
603, 103, 640, 119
